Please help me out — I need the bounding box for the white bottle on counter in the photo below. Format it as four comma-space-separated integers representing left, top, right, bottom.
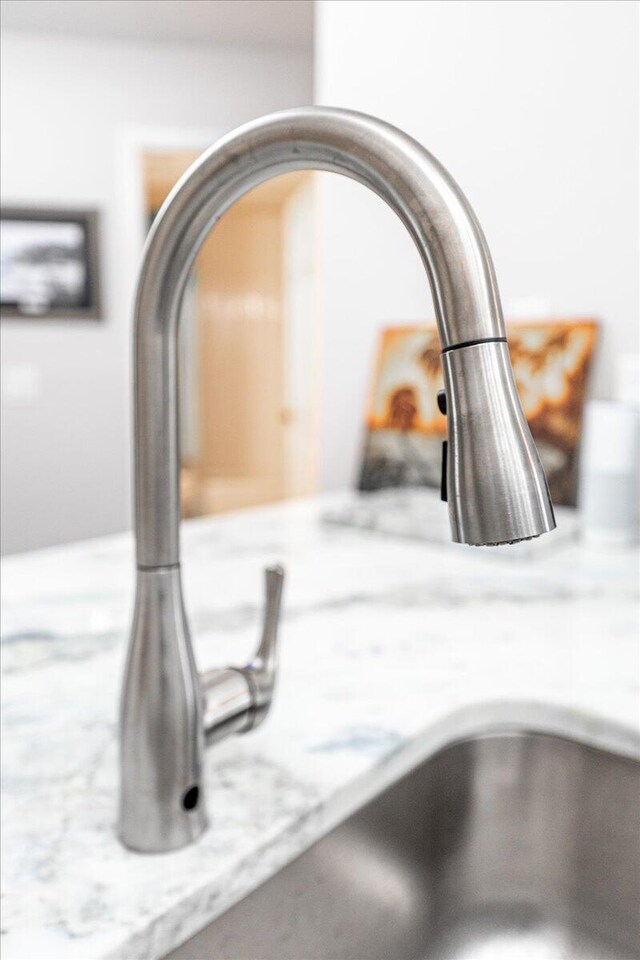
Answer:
579, 386, 639, 546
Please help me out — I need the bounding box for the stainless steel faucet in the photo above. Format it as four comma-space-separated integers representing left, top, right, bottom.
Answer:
119, 107, 556, 853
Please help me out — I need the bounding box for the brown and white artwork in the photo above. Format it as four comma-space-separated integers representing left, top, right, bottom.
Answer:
358, 319, 599, 507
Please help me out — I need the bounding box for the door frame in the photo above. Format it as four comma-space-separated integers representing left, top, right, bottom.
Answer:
115, 123, 320, 513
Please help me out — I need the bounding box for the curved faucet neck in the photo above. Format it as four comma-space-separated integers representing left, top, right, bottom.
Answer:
121, 106, 554, 853
132, 106, 505, 569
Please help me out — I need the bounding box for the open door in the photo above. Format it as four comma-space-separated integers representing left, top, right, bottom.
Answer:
141, 150, 319, 517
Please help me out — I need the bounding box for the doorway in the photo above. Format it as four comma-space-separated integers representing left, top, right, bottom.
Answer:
140, 148, 320, 518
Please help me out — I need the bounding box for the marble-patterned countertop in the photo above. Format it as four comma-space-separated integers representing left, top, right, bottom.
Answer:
2, 493, 639, 960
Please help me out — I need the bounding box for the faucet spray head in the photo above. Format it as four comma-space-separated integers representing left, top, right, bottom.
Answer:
442, 339, 556, 546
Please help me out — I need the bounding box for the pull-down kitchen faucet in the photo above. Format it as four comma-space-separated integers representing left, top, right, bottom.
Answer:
119, 107, 555, 853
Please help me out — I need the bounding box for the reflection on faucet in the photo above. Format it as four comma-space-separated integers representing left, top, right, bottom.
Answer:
119, 107, 555, 853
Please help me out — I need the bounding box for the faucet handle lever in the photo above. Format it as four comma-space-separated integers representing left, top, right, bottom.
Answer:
243, 564, 284, 727
201, 565, 285, 745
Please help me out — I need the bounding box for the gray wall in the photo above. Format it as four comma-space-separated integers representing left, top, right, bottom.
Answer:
1, 32, 312, 554
316, 0, 639, 491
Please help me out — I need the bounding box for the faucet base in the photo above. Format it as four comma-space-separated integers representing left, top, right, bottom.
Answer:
119, 568, 208, 853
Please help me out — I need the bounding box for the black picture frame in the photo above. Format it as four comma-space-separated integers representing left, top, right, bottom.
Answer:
0, 207, 102, 320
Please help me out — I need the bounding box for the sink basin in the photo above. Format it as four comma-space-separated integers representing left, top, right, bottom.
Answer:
165, 730, 640, 960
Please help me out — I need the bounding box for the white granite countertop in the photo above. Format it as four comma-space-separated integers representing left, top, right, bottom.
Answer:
1, 493, 639, 960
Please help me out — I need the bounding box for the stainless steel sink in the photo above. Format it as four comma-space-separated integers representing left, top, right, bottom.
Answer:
165, 731, 640, 960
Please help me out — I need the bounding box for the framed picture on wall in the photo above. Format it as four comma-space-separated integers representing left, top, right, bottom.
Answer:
0, 207, 101, 320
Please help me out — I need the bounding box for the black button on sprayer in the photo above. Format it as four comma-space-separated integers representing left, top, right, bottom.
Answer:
441, 440, 448, 502
437, 390, 448, 501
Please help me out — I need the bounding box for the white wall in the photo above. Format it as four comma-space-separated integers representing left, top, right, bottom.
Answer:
1, 31, 312, 553
315, 0, 639, 491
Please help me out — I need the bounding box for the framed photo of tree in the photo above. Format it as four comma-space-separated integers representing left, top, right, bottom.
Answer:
0, 207, 101, 320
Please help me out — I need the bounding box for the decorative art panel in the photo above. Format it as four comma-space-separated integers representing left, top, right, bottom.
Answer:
0, 208, 101, 321
359, 320, 598, 507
